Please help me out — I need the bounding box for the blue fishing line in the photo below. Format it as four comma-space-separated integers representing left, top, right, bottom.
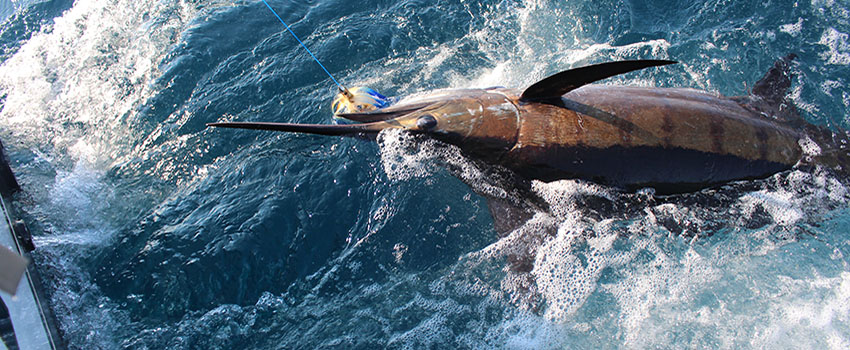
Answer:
260, 0, 345, 90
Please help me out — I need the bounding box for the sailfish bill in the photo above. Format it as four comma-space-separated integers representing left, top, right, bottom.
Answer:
206, 121, 391, 136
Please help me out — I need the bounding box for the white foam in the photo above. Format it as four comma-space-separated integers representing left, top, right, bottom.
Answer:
779, 18, 804, 37
532, 213, 633, 320
48, 152, 107, 226
788, 83, 820, 115
819, 27, 850, 65
820, 79, 842, 95
753, 272, 850, 349
377, 128, 508, 199
604, 246, 721, 346
739, 190, 804, 227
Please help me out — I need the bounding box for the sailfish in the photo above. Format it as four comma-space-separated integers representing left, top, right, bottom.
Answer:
208, 55, 846, 198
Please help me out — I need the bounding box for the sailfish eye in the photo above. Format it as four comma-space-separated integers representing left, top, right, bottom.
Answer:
416, 114, 438, 130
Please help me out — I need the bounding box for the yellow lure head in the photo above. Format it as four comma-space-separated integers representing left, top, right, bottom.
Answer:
332, 86, 391, 115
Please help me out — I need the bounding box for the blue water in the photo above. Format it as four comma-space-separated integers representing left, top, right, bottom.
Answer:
1, 0, 850, 348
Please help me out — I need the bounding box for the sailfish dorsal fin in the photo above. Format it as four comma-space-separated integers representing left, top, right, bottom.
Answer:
519, 59, 677, 101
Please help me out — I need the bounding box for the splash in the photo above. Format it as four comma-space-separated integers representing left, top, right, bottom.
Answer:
0, 0, 196, 160
0, 0, 205, 346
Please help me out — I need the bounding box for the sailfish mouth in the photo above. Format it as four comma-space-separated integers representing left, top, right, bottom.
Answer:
334, 101, 437, 123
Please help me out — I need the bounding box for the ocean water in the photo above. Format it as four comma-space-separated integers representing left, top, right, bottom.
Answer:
0, 0, 849, 348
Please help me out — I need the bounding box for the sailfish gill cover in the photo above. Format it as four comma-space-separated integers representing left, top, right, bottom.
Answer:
1, 0, 850, 349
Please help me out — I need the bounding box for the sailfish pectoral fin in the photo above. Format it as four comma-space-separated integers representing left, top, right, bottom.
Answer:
519, 59, 677, 101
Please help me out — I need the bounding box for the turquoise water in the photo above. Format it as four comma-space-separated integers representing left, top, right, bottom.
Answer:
1, 0, 850, 348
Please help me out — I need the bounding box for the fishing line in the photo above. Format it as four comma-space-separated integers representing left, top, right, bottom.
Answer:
260, 0, 346, 91
259, 0, 391, 116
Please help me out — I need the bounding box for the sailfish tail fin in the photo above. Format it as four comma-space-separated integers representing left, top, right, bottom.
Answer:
733, 54, 805, 127
751, 53, 797, 106
759, 54, 850, 177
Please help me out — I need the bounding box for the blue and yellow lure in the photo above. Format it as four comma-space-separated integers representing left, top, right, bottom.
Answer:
332, 87, 392, 118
